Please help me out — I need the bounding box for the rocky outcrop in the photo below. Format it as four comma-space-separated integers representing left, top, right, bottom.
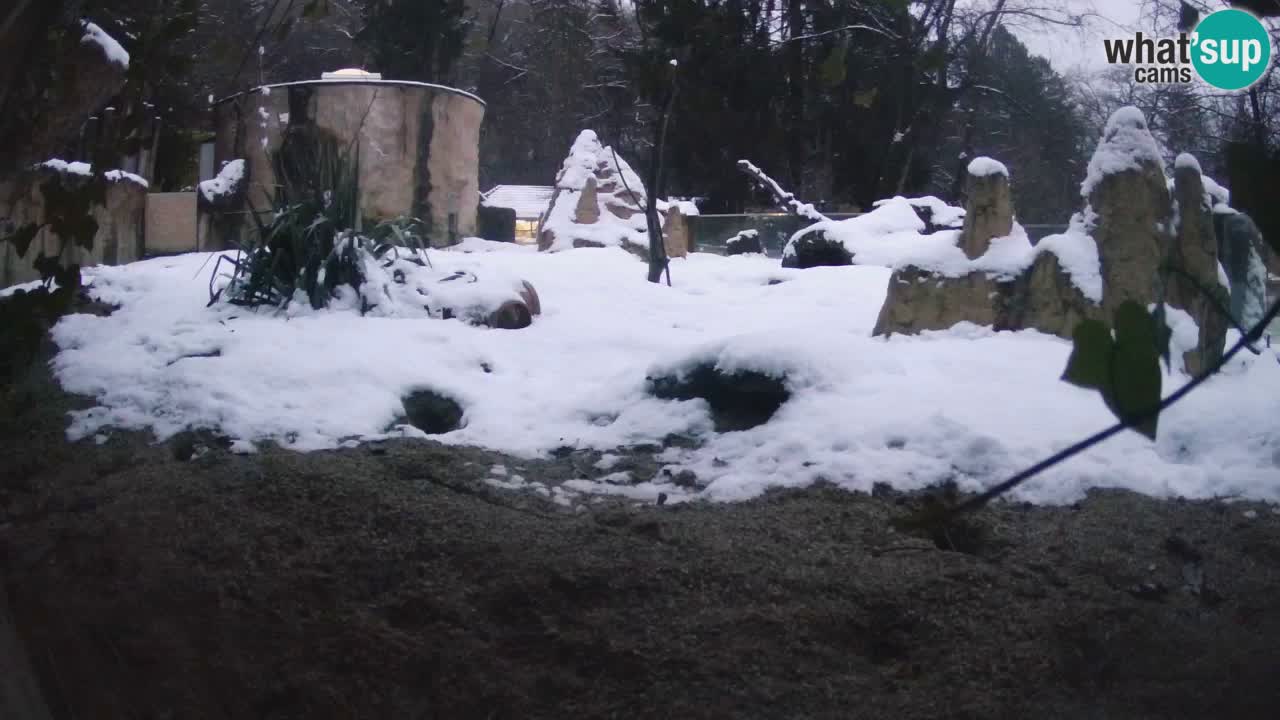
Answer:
1084, 109, 1169, 320
0, 167, 146, 286
873, 268, 1005, 334
1215, 211, 1269, 330
537, 130, 650, 255
871, 248, 1102, 338
874, 160, 1037, 337
873, 107, 1251, 375
959, 158, 1013, 259
1166, 158, 1228, 375
1008, 251, 1101, 339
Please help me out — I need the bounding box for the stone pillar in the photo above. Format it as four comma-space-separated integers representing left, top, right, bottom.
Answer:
573, 176, 601, 224
664, 205, 690, 258
1169, 157, 1227, 375
959, 158, 1013, 259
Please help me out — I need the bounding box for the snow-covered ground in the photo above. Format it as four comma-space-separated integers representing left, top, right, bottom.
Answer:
14, 243, 1280, 506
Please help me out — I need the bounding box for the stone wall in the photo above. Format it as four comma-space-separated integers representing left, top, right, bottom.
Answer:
208, 81, 485, 249
144, 192, 199, 255
0, 172, 145, 286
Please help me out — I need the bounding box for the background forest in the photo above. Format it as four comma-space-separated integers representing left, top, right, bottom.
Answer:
2, 0, 1277, 225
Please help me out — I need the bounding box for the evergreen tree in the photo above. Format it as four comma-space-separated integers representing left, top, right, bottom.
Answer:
355, 0, 470, 83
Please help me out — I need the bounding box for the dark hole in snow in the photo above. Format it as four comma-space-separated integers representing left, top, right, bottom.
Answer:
401, 390, 464, 435
648, 364, 790, 432
780, 233, 853, 269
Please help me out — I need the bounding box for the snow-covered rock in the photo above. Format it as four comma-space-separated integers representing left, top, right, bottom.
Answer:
783, 196, 966, 270
725, 229, 763, 256
537, 131, 651, 255
967, 156, 1009, 178
959, 157, 1014, 259
1081, 105, 1165, 199
198, 159, 245, 204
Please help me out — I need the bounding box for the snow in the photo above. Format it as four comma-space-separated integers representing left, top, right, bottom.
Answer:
1202, 175, 1235, 215
556, 130, 644, 200
481, 185, 555, 218
1035, 211, 1104, 303
967, 156, 1008, 177
1174, 153, 1201, 173
39, 159, 91, 177
198, 160, 245, 202
737, 160, 828, 222
1081, 106, 1165, 198
38, 159, 148, 188
18, 245, 1280, 507
884, 195, 965, 229
657, 198, 700, 216
1151, 304, 1200, 374
81, 21, 129, 69
786, 196, 1030, 279
103, 170, 148, 188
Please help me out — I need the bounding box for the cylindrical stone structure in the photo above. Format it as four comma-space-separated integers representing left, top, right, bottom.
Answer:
207, 75, 484, 248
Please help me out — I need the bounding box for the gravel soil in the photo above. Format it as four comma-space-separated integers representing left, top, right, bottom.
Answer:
2, 299, 1279, 719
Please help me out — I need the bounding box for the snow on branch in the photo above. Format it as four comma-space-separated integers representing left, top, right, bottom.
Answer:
778, 23, 898, 45
736, 160, 829, 223
81, 20, 130, 69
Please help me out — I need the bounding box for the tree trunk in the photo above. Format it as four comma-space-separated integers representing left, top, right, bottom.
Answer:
646, 64, 678, 285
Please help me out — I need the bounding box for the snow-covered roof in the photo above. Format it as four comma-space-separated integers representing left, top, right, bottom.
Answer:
321, 68, 382, 80
481, 185, 554, 219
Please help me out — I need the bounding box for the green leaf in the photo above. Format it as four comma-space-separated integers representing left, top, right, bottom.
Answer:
2, 223, 43, 258
1061, 319, 1112, 391
1062, 303, 1164, 440
1107, 301, 1164, 440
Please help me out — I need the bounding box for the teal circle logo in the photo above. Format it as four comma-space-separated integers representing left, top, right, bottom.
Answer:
1191, 9, 1272, 91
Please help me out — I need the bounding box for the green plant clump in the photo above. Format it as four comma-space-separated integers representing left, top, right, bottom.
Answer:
212, 132, 430, 311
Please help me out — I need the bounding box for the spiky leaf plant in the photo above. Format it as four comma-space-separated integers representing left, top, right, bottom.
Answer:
215, 129, 431, 311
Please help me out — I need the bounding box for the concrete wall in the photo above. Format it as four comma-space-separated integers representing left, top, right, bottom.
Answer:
144, 192, 199, 255
0, 173, 145, 286
209, 80, 485, 249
